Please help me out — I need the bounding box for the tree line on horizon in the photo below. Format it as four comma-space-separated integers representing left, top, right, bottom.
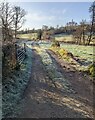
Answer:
18, 1, 95, 45
0, 1, 94, 45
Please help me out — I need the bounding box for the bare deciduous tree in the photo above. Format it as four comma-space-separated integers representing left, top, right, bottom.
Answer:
0, 2, 13, 42
0, 2, 26, 41
80, 19, 87, 45
87, 1, 95, 45
13, 6, 26, 38
73, 26, 82, 45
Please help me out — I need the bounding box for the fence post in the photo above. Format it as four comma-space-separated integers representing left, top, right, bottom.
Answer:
24, 43, 26, 52
15, 44, 18, 65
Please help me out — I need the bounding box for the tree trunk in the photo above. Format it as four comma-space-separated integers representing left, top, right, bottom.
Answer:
87, 5, 95, 45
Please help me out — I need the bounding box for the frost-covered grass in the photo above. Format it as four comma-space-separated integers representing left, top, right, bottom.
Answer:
61, 44, 94, 63
50, 46, 91, 72
38, 41, 51, 49
60, 44, 94, 71
38, 42, 93, 65
36, 47, 75, 93
2, 46, 32, 117
37, 42, 93, 71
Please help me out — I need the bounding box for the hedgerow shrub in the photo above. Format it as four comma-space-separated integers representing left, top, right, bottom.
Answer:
2, 43, 17, 80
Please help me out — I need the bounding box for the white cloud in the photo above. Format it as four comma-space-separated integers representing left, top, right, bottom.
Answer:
20, 11, 56, 29
21, 9, 67, 29
25, 12, 56, 22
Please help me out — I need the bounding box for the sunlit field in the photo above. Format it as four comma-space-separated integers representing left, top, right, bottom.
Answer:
60, 43, 94, 63
17, 33, 38, 40
55, 34, 73, 42
38, 41, 94, 64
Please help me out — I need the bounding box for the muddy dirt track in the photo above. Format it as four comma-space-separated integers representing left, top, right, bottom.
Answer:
17, 46, 94, 119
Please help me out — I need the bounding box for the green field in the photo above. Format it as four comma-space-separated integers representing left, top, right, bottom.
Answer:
55, 34, 73, 42
60, 43, 94, 63
55, 34, 95, 44
17, 33, 38, 40
18, 33, 95, 45
17, 33, 73, 42
17, 32, 94, 66
39, 42, 94, 69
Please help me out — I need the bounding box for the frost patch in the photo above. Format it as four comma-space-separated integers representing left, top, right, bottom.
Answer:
2, 46, 32, 117
37, 48, 75, 93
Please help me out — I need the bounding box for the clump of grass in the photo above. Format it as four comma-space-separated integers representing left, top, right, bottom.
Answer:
51, 40, 60, 47
58, 48, 67, 57
88, 63, 95, 78
50, 44, 74, 64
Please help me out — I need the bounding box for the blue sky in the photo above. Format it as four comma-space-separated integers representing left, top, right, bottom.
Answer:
11, 2, 92, 29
